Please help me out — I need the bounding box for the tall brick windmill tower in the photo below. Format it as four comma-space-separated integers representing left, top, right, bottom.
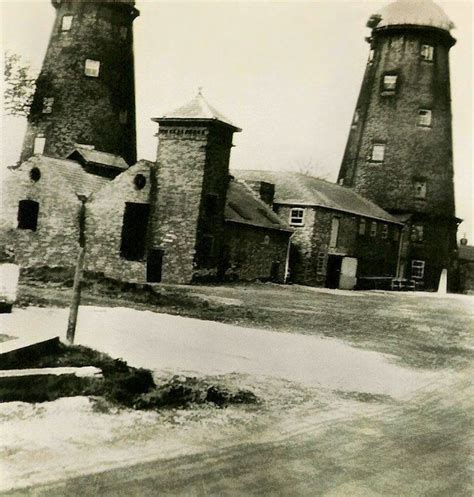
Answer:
20, 0, 139, 165
338, 0, 459, 290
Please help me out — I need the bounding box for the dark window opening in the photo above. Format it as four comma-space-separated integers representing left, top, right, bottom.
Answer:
120, 202, 150, 261
134, 174, 146, 190
147, 249, 164, 283
30, 167, 41, 182
17, 200, 39, 231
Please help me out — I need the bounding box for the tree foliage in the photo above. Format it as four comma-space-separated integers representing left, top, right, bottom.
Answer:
3, 51, 36, 117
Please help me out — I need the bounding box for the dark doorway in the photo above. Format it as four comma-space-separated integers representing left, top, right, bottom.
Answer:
120, 203, 150, 261
326, 255, 343, 289
217, 245, 230, 282
17, 200, 39, 231
270, 261, 281, 282
147, 249, 164, 283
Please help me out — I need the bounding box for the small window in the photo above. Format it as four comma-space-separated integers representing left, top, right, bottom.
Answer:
414, 181, 427, 199
316, 252, 327, 275
329, 217, 340, 248
411, 260, 425, 279
381, 224, 389, 239
61, 15, 73, 32
205, 193, 219, 215
358, 218, 366, 236
289, 208, 304, 226
263, 235, 270, 245
368, 48, 375, 63
17, 200, 39, 231
119, 110, 128, 124
352, 109, 360, 125
84, 59, 100, 78
134, 174, 146, 190
371, 143, 385, 162
381, 73, 398, 93
33, 136, 46, 155
42, 97, 54, 114
370, 221, 377, 237
418, 109, 432, 127
411, 224, 424, 242
393, 228, 400, 242
30, 167, 41, 182
120, 26, 128, 39
420, 44, 434, 62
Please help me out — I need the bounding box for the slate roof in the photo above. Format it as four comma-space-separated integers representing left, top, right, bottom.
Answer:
27, 155, 110, 197
152, 92, 241, 131
225, 180, 293, 232
458, 245, 474, 262
233, 170, 402, 224
67, 148, 129, 171
370, 0, 454, 32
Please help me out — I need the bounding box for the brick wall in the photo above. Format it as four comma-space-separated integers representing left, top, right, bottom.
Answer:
1, 157, 81, 268
85, 160, 152, 282
21, 0, 137, 164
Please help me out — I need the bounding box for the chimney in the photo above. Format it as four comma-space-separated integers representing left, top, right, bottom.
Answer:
247, 180, 275, 206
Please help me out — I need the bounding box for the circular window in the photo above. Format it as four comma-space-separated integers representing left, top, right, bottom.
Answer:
134, 174, 146, 190
30, 167, 41, 182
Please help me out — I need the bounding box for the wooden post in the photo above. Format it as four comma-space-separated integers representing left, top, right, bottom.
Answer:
66, 196, 87, 345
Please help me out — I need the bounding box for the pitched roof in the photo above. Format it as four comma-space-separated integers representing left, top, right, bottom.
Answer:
233, 170, 402, 224
152, 92, 241, 131
370, 0, 454, 32
68, 148, 129, 171
26, 155, 110, 197
225, 180, 292, 232
458, 245, 474, 262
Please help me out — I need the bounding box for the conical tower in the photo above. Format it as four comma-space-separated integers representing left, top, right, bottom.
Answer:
20, 0, 139, 165
338, 0, 459, 290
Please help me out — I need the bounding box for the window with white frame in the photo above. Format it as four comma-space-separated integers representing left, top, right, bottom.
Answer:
61, 15, 73, 32
414, 181, 427, 199
418, 109, 432, 127
33, 136, 46, 155
382, 74, 398, 93
411, 260, 425, 279
359, 218, 366, 236
84, 59, 100, 77
382, 224, 389, 239
371, 143, 385, 162
42, 97, 54, 114
289, 208, 304, 226
370, 221, 377, 237
329, 217, 340, 248
420, 44, 434, 61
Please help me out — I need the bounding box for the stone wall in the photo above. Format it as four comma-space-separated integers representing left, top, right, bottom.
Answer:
85, 160, 152, 282
223, 223, 290, 282
21, 0, 137, 164
0, 157, 81, 268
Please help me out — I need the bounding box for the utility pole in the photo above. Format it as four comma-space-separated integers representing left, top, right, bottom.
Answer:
66, 195, 87, 345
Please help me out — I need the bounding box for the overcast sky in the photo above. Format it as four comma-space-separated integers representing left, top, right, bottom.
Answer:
1, 0, 473, 239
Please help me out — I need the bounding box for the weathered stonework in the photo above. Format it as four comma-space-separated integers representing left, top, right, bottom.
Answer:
338, 21, 458, 289
21, 0, 138, 165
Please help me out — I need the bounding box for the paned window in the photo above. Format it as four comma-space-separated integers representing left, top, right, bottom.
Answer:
370, 221, 377, 237
359, 218, 366, 236
420, 44, 434, 61
289, 208, 304, 226
316, 252, 327, 275
84, 59, 100, 77
371, 143, 385, 162
42, 97, 54, 114
418, 109, 432, 127
382, 74, 398, 93
61, 15, 73, 32
411, 260, 425, 279
381, 224, 389, 239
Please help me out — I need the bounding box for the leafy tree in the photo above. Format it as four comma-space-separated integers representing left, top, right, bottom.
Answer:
3, 51, 36, 117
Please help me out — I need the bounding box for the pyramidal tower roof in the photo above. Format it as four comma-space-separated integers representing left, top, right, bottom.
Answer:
153, 91, 241, 131
368, 0, 455, 32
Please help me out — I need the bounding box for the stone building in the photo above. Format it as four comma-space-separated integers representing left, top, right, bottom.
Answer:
337, 0, 460, 290
458, 238, 474, 294
20, 0, 138, 165
234, 171, 403, 289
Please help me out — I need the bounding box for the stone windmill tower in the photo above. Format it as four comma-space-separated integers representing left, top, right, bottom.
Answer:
337, 0, 459, 290
20, 0, 139, 165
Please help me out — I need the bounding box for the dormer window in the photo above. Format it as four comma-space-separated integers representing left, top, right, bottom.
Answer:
381, 73, 398, 95
418, 109, 432, 127
420, 44, 434, 62
42, 97, 54, 114
370, 143, 385, 162
289, 208, 304, 226
84, 59, 100, 78
61, 15, 73, 32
